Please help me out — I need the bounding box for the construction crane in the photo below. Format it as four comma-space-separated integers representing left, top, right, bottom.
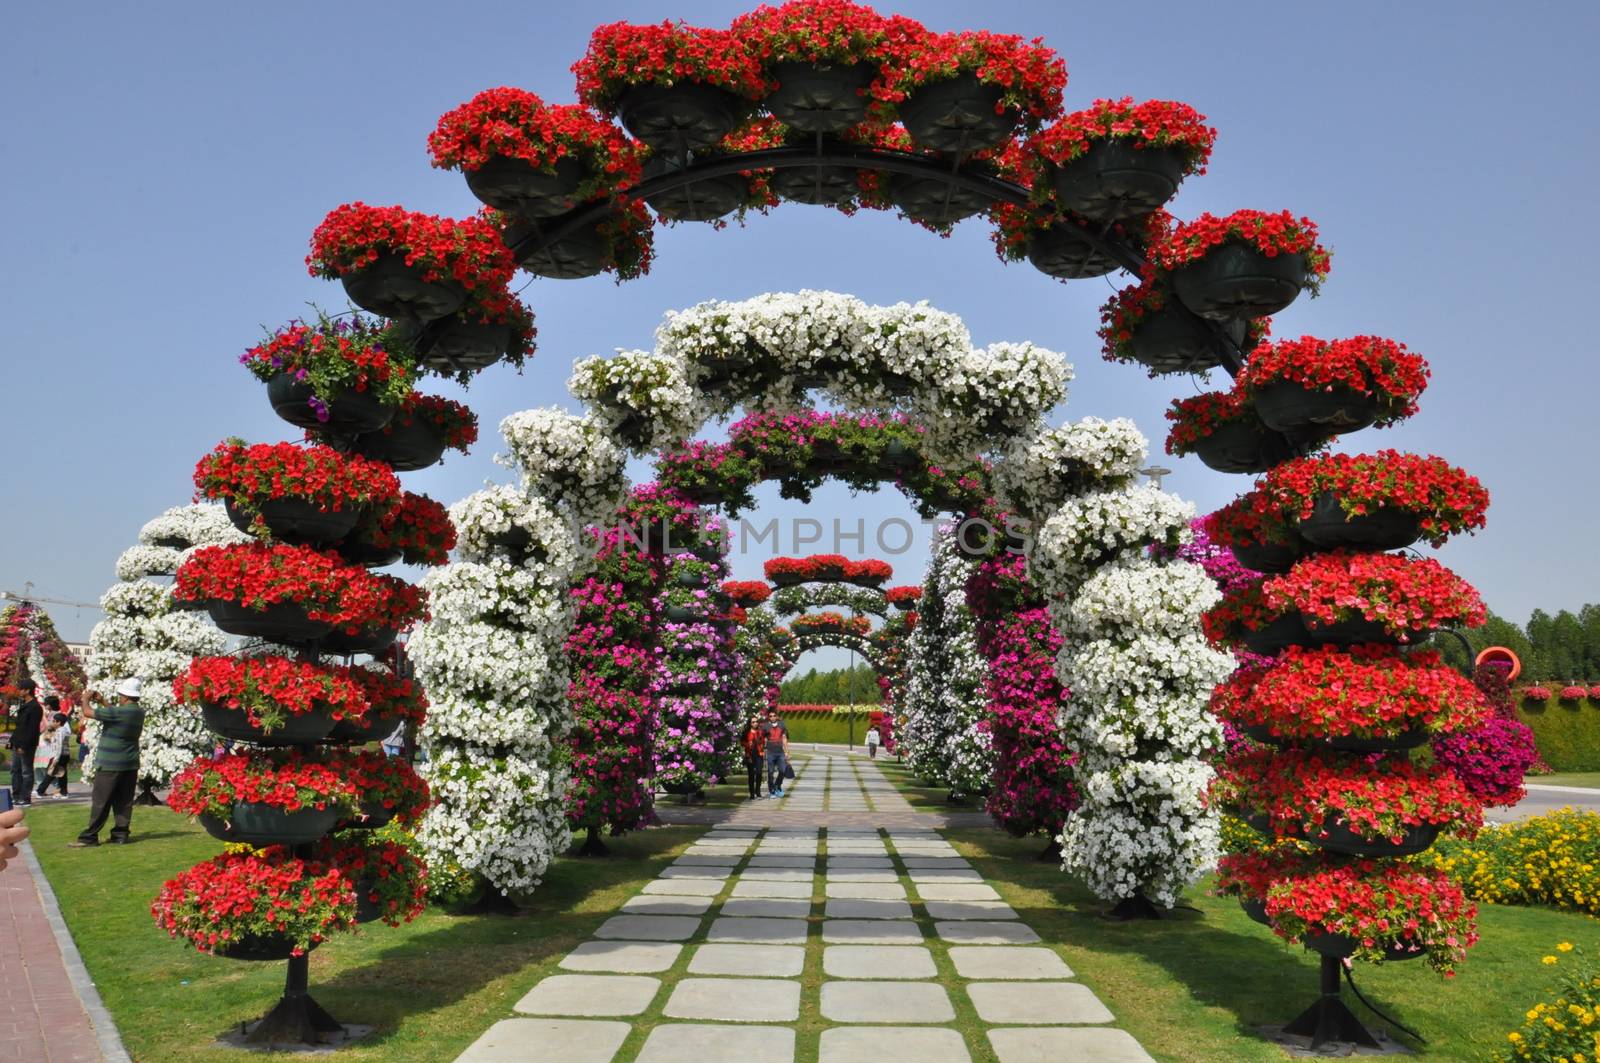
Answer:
0, 583, 100, 611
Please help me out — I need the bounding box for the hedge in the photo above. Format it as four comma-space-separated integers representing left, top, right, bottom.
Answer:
1517, 695, 1600, 771
778, 707, 888, 746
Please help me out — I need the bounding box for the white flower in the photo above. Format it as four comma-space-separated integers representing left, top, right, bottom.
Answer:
422, 560, 571, 633
568, 348, 704, 453
449, 485, 583, 581
100, 581, 171, 619
409, 621, 568, 708
1061, 557, 1220, 640
138, 503, 248, 548
997, 417, 1148, 517
116, 544, 182, 581
497, 409, 627, 524
1031, 485, 1194, 594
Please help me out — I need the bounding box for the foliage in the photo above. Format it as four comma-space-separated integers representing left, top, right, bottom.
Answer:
151, 848, 355, 957
778, 665, 882, 705
240, 313, 418, 415
1491, 941, 1600, 1063
1427, 809, 1600, 917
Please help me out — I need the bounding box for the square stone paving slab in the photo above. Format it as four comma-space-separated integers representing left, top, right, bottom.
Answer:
637, 1023, 797, 1063
457, 1018, 629, 1063
559, 941, 682, 974
826, 869, 898, 883
659, 866, 732, 880
948, 946, 1073, 980
820, 981, 955, 1023
824, 899, 914, 920
594, 915, 702, 941
923, 900, 1019, 921
731, 880, 813, 899
907, 869, 982, 883
746, 855, 816, 868
643, 879, 725, 897
663, 978, 801, 1022
673, 854, 743, 867
988, 1027, 1153, 1062
826, 857, 894, 869
968, 982, 1114, 1024
741, 867, 814, 882
934, 921, 1040, 945
687, 943, 805, 977
825, 882, 906, 900
899, 857, 972, 869
819, 1026, 971, 1063
514, 974, 659, 1017
622, 895, 714, 917
822, 945, 937, 980
720, 898, 812, 919
912, 883, 998, 902
823, 920, 925, 945
707, 917, 809, 945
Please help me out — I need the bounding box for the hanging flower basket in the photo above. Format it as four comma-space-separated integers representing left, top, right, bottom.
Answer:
898, 73, 1015, 153
172, 751, 358, 846
197, 439, 399, 545
175, 655, 367, 741
152, 849, 355, 960
1026, 222, 1119, 279
351, 418, 448, 473
321, 625, 399, 657
1311, 818, 1441, 858
888, 173, 992, 229
1228, 540, 1303, 575
201, 704, 337, 746
1265, 551, 1484, 643
337, 752, 430, 829
342, 252, 469, 323
1035, 98, 1215, 222
508, 215, 608, 279
214, 935, 306, 962
1252, 381, 1382, 436
420, 320, 511, 373
617, 82, 749, 152
223, 498, 360, 546
267, 374, 396, 435
641, 164, 749, 223
765, 61, 877, 132
1239, 896, 1271, 927
1298, 491, 1423, 551
1303, 932, 1427, 963
1241, 612, 1308, 656
1298, 614, 1426, 647
1240, 335, 1429, 434
199, 804, 343, 847
465, 155, 587, 217
1170, 241, 1309, 321
1165, 391, 1299, 475
204, 599, 332, 643
1317, 727, 1430, 754
770, 161, 861, 206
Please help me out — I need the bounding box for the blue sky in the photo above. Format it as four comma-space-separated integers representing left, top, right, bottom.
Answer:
4, 1, 1597, 658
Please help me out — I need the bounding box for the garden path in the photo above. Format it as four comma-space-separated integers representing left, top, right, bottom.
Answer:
456, 754, 1152, 1062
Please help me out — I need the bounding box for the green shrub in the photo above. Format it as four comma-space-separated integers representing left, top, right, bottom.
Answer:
780, 713, 859, 745
1490, 940, 1600, 1063
1518, 696, 1600, 771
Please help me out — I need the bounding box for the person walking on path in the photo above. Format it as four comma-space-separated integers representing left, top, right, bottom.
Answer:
33, 713, 68, 799
69, 679, 145, 847
761, 708, 790, 798
739, 714, 767, 800
7, 680, 43, 809
865, 724, 881, 759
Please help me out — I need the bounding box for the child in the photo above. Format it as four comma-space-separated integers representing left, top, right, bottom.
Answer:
34, 715, 69, 798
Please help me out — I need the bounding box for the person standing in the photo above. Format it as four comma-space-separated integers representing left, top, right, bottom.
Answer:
7, 680, 42, 809
865, 724, 881, 760
762, 708, 791, 799
69, 679, 145, 847
739, 714, 766, 800
33, 715, 67, 799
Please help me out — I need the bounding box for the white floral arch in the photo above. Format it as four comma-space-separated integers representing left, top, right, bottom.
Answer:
414, 290, 1230, 908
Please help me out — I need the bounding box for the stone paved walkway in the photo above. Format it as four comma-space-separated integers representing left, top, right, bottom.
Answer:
457, 755, 1153, 1062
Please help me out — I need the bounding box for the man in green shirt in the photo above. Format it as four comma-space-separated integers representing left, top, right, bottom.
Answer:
70, 678, 146, 847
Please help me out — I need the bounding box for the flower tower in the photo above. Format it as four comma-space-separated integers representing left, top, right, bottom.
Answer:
1184, 332, 1493, 1042
151, 207, 521, 1046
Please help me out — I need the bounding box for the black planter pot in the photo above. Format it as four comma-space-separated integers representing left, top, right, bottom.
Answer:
888, 173, 992, 228
1241, 612, 1309, 656
200, 804, 342, 847
214, 935, 308, 962
340, 252, 467, 324
770, 163, 860, 207
505, 214, 609, 280
898, 73, 1017, 154
663, 679, 712, 694
1124, 301, 1230, 375
326, 708, 400, 745
351, 798, 397, 831
764, 61, 876, 133
616, 82, 746, 152
1297, 492, 1422, 551
464, 154, 586, 217
419, 319, 514, 374
1050, 139, 1188, 222
205, 599, 333, 644
1239, 896, 1271, 927
1238, 721, 1281, 746
335, 539, 403, 569
200, 703, 337, 747
224, 497, 360, 546
1301, 614, 1429, 647
1304, 932, 1426, 963
1171, 242, 1308, 321
1229, 539, 1304, 575
1310, 819, 1441, 858
1026, 225, 1120, 280
1242, 809, 1277, 837
1188, 420, 1296, 475
769, 573, 806, 588
676, 569, 714, 588
692, 539, 725, 561
664, 605, 703, 623
1314, 727, 1430, 754
882, 439, 917, 468
321, 625, 399, 657
354, 884, 383, 925
350, 419, 448, 473
267, 374, 397, 435
1252, 381, 1381, 436
891, 599, 916, 613
641, 154, 747, 222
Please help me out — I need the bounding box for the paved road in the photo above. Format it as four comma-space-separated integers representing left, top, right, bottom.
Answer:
1490, 783, 1600, 823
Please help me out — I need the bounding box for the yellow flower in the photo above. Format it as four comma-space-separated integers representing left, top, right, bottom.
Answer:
1547, 956, 1561, 965
1562, 942, 1577, 952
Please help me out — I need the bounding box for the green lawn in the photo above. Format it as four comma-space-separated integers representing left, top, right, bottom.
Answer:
874, 757, 986, 813
1527, 771, 1600, 789
24, 801, 702, 1062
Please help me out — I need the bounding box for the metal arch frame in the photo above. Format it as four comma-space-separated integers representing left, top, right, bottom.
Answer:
501, 141, 1252, 378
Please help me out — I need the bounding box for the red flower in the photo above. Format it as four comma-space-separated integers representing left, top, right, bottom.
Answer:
372, 393, 478, 453
240, 315, 417, 411
174, 544, 429, 634
885, 585, 923, 605
168, 749, 362, 821
1148, 209, 1332, 294
1034, 97, 1215, 175
172, 656, 368, 730
574, 21, 771, 113
1164, 390, 1277, 457
792, 611, 871, 636
1098, 278, 1269, 370
193, 440, 400, 537
307, 203, 515, 299
1522, 686, 1552, 703
882, 29, 1066, 128
721, 580, 772, 605
349, 492, 457, 568
151, 849, 357, 956
1238, 336, 1430, 427
342, 749, 431, 827
1262, 551, 1485, 638
1257, 451, 1490, 548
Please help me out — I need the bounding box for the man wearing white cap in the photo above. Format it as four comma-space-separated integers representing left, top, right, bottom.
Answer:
70, 678, 146, 847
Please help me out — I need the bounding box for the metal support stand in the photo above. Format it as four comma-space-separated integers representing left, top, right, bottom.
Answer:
1106, 894, 1164, 921
242, 950, 343, 1046
1282, 956, 1382, 1050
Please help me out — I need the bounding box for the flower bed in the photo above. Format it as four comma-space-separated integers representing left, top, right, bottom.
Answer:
1427, 809, 1600, 916
151, 849, 356, 957
168, 750, 361, 822
172, 655, 367, 732
193, 440, 401, 536
1262, 551, 1486, 640
1149, 208, 1332, 294
1210, 646, 1488, 742
1237, 335, 1429, 428
241, 314, 417, 415
1492, 941, 1600, 1063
